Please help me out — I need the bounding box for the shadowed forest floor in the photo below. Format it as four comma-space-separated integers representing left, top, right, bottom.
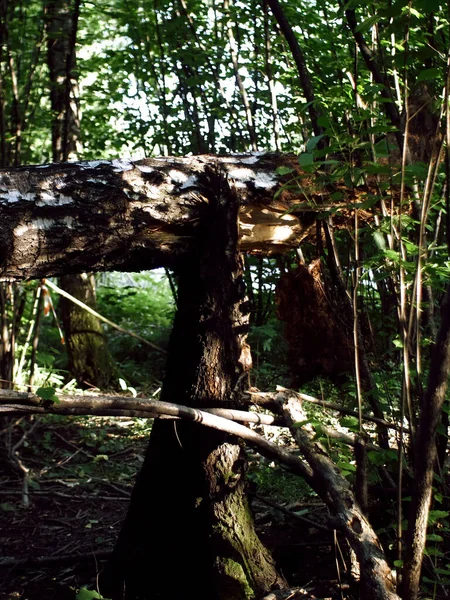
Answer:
0, 414, 354, 600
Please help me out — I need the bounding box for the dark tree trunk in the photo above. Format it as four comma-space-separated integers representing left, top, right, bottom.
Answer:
46, 0, 115, 388
101, 170, 286, 600
402, 284, 450, 600
46, 0, 81, 164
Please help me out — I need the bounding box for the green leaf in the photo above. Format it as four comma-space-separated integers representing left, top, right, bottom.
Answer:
0, 502, 16, 512
36, 386, 57, 401
428, 510, 449, 525
426, 533, 443, 542
373, 230, 386, 250
276, 166, 295, 176
355, 15, 379, 33
424, 546, 444, 557
306, 135, 325, 152
367, 450, 385, 466
393, 560, 403, 568
417, 68, 441, 82
337, 461, 356, 472
317, 115, 331, 128
298, 153, 314, 166
393, 337, 403, 349
330, 191, 344, 201
76, 589, 110, 600
339, 416, 359, 431
408, 7, 423, 18
384, 249, 400, 262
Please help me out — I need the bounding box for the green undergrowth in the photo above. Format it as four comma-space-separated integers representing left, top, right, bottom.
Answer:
247, 456, 313, 504
2, 414, 153, 500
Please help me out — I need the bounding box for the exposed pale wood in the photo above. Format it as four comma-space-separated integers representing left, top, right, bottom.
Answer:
248, 386, 403, 431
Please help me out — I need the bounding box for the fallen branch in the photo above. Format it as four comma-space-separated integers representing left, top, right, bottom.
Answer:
276, 390, 399, 600
0, 389, 313, 482
255, 494, 329, 532
248, 386, 403, 432
0, 390, 282, 425
0, 388, 399, 597
0, 550, 112, 568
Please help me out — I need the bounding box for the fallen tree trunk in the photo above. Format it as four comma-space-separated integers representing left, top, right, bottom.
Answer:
0, 153, 308, 280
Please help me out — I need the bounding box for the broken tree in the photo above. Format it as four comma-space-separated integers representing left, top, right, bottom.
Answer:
1, 153, 302, 599
0, 154, 304, 280
0, 153, 398, 599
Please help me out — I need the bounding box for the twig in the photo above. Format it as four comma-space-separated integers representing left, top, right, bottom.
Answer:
51, 429, 95, 458
0, 550, 112, 568
255, 494, 329, 531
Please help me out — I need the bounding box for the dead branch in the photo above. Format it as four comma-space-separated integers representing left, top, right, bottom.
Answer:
276, 390, 399, 600
0, 550, 112, 568
0, 389, 314, 482
0, 388, 400, 598
247, 387, 403, 432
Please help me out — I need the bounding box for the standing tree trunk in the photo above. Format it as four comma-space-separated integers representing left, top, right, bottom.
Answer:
101, 170, 286, 600
46, 0, 115, 388
59, 272, 115, 388
402, 284, 450, 600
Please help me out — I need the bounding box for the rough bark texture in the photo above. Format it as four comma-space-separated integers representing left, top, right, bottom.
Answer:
100, 169, 286, 600
0, 153, 310, 281
46, 0, 81, 163
46, 0, 115, 388
59, 273, 115, 387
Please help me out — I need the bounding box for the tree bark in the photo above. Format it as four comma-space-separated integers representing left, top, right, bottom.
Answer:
0, 153, 310, 281
100, 169, 286, 599
402, 284, 450, 600
46, 0, 81, 163
46, 0, 115, 388
58, 272, 115, 387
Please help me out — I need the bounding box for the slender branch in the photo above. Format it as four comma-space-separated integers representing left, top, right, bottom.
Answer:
343, 6, 404, 152
0, 389, 314, 482
247, 387, 403, 432
265, 0, 326, 144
